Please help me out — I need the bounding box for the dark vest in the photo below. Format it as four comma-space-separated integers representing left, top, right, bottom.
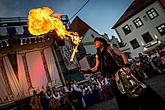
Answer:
97, 47, 123, 77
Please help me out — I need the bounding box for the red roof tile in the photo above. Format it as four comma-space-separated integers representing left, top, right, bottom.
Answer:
70, 16, 90, 37
159, 0, 165, 9
70, 16, 101, 38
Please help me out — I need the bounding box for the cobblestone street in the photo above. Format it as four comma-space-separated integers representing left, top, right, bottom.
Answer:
86, 73, 165, 110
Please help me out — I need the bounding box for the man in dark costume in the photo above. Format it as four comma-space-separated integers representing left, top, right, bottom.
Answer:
81, 37, 165, 110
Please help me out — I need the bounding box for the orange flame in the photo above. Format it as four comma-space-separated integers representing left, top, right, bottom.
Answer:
28, 7, 81, 62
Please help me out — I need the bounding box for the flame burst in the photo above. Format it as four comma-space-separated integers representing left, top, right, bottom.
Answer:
28, 7, 81, 62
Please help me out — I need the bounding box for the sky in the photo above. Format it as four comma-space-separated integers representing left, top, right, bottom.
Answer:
0, 0, 133, 39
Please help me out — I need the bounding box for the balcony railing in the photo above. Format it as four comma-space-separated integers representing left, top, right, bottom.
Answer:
0, 35, 50, 48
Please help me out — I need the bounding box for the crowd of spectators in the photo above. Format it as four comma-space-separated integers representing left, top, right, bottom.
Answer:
29, 77, 114, 110
128, 43, 165, 81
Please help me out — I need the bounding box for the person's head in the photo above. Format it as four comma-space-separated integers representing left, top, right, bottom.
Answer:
94, 37, 107, 49
138, 52, 143, 58
33, 90, 37, 95
39, 91, 45, 97
73, 80, 77, 84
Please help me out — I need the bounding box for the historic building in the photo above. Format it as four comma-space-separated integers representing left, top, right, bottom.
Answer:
70, 16, 119, 72
0, 15, 84, 104
112, 0, 165, 57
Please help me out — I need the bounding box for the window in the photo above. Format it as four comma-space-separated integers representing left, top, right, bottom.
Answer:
61, 15, 70, 29
133, 17, 143, 28
23, 26, 31, 36
142, 32, 153, 43
130, 39, 140, 49
91, 34, 95, 38
122, 24, 131, 35
7, 27, 16, 36
61, 15, 69, 22
157, 23, 165, 36
146, 8, 158, 20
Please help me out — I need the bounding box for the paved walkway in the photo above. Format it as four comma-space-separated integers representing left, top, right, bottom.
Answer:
144, 73, 165, 100
86, 73, 165, 110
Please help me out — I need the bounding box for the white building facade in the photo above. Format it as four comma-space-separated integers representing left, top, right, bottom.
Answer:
82, 29, 104, 55
112, 0, 165, 58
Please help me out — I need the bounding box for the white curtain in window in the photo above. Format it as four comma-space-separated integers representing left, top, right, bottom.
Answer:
44, 47, 62, 86
0, 27, 7, 36
3, 56, 21, 99
0, 61, 9, 101
26, 51, 47, 90
15, 26, 24, 35
17, 54, 29, 97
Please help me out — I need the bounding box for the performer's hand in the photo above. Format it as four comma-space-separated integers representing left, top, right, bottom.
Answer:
123, 66, 131, 75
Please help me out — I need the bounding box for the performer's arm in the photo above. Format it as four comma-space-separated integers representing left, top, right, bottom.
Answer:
80, 54, 99, 74
90, 54, 100, 72
121, 52, 128, 65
